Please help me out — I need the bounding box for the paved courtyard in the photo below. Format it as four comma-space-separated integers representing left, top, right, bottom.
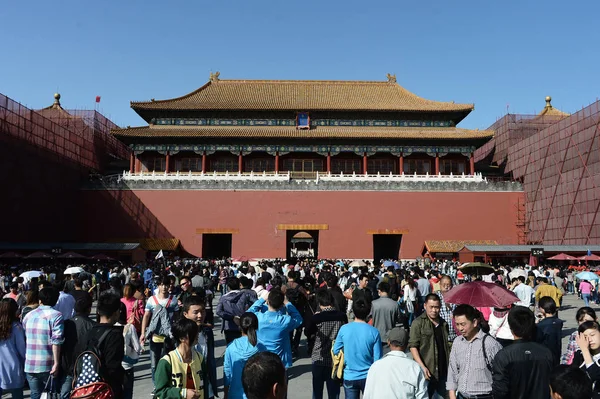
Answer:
16, 292, 590, 398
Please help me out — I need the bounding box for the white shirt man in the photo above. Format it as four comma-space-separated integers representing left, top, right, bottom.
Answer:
512, 277, 535, 308
364, 327, 427, 399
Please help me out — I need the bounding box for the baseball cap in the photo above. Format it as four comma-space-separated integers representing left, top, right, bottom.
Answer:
386, 327, 408, 347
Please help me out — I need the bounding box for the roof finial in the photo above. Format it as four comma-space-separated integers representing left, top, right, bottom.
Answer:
210, 71, 220, 83
53, 93, 61, 106
386, 73, 397, 84
545, 96, 552, 108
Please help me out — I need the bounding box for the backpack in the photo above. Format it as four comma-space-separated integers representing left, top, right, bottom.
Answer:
285, 283, 307, 314
220, 291, 245, 320
145, 296, 173, 341
481, 333, 493, 372
70, 329, 114, 399
127, 299, 142, 334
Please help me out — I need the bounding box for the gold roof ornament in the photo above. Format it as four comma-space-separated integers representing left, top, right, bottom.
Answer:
210, 71, 220, 83
53, 93, 61, 106
537, 95, 569, 118
386, 73, 397, 84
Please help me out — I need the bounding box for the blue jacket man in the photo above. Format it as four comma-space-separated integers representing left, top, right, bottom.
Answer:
247, 288, 303, 368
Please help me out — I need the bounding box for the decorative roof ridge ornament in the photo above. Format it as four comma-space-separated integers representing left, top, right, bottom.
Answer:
545, 95, 553, 109
52, 93, 61, 109
210, 71, 221, 83
386, 73, 397, 84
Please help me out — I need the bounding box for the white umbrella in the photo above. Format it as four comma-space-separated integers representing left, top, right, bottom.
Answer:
508, 269, 528, 280
20, 270, 43, 280
349, 260, 366, 267
64, 266, 85, 275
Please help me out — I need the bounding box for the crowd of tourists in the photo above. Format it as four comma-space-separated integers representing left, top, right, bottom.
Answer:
0, 258, 598, 399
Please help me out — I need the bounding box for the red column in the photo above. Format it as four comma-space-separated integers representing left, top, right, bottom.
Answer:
238, 152, 243, 173
134, 157, 140, 173
326, 152, 331, 173
399, 154, 404, 175
470, 153, 475, 175
165, 152, 170, 173
201, 152, 206, 173
363, 153, 368, 174
129, 153, 134, 173
275, 152, 279, 173
435, 154, 440, 175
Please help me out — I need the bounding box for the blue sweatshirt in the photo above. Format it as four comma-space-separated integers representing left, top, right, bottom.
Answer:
247, 298, 303, 368
0, 322, 26, 390
333, 321, 382, 381
224, 336, 265, 399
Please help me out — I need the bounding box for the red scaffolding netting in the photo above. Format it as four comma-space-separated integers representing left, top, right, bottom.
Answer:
484, 101, 600, 245
0, 93, 130, 172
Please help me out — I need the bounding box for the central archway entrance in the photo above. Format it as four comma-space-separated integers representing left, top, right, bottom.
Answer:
286, 230, 319, 261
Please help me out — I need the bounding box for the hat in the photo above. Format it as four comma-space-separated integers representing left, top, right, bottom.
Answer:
385, 327, 408, 347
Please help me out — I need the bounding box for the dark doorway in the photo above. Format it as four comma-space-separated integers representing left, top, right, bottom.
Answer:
286, 230, 319, 261
202, 234, 232, 259
372, 234, 402, 264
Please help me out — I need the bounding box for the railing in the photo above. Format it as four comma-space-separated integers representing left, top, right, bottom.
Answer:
120, 170, 292, 182
119, 170, 490, 183
317, 171, 487, 183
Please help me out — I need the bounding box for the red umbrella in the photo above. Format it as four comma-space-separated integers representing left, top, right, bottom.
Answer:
26, 251, 53, 259
578, 254, 600, 261
90, 254, 114, 261
548, 253, 577, 261
0, 252, 22, 258
58, 251, 86, 259
444, 281, 519, 308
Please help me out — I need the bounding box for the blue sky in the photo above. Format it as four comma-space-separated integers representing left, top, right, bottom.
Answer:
1, 0, 599, 129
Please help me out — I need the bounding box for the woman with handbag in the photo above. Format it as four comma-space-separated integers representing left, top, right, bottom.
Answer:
402, 278, 417, 327
0, 298, 26, 398
116, 303, 142, 399
121, 283, 144, 335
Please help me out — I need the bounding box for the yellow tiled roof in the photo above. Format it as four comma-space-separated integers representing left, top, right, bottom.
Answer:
112, 125, 493, 140
424, 240, 499, 253
131, 78, 474, 113
139, 238, 180, 251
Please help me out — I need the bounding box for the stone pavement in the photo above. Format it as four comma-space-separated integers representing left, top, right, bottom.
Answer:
18, 291, 593, 399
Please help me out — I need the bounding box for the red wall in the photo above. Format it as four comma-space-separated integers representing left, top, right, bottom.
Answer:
79, 190, 524, 259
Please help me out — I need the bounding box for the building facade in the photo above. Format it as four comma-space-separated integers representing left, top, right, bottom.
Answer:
86, 74, 522, 260
114, 73, 492, 178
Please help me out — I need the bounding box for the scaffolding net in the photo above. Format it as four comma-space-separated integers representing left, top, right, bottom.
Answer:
0, 93, 130, 172
501, 101, 600, 245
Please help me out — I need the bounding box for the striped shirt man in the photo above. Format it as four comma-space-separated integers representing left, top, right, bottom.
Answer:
23, 305, 64, 373
447, 329, 502, 398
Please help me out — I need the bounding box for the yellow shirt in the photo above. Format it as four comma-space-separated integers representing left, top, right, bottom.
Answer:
535, 284, 563, 306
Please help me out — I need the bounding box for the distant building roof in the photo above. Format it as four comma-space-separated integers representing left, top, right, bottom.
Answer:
139, 238, 180, 251
424, 240, 498, 253
131, 74, 474, 114
461, 245, 600, 253
113, 125, 493, 140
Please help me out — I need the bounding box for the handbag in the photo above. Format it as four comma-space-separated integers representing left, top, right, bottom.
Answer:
40, 375, 59, 399
405, 299, 415, 313
343, 285, 355, 300
331, 348, 344, 383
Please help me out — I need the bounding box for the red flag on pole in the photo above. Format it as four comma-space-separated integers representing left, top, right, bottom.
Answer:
95, 96, 101, 103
